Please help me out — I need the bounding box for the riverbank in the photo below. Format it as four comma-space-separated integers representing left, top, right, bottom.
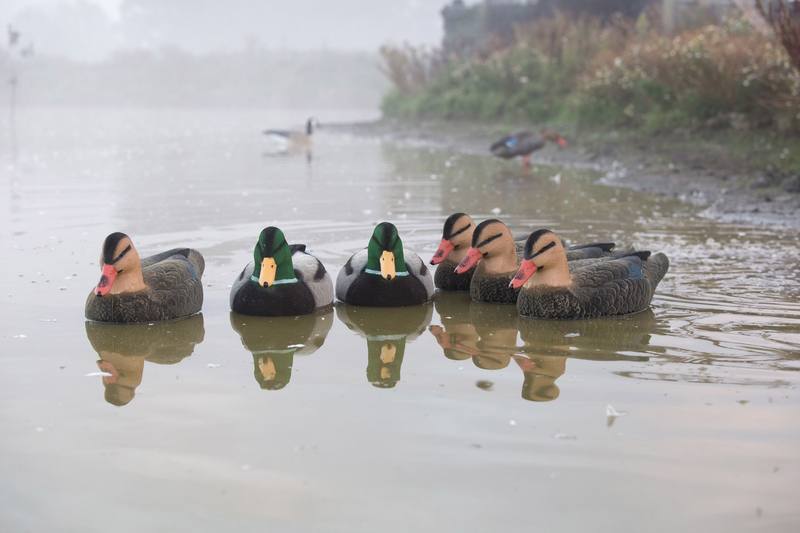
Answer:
336, 118, 800, 229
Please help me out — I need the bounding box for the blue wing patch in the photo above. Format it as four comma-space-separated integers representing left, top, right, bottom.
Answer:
505, 137, 518, 148
624, 257, 644, 280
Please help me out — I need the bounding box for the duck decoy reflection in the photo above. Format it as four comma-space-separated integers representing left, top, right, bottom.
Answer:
230, 309, 333, 390
430, 293, 659, 402
85, 314, 205, 406
336, 303, 432, 388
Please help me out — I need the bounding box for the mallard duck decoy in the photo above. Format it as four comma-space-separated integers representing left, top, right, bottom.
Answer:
263, 117, 315, 153
336, 222, 433, 307
85, 233, 204, 323
490, 129, 567, 167
511, 229, 669, 319
230, 227, 333, 316
430, 212, 617, 292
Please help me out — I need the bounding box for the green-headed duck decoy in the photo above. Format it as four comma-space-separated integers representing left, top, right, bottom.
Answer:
490, 129, 567, 167
336, 222, 434, 307
230, 227, 333, 316
85, 233, 204, 323
511, 229, 669, 319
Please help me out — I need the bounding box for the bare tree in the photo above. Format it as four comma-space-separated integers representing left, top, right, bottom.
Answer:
757, 0, 800, 72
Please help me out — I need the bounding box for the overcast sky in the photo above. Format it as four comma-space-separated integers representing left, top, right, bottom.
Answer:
2, 0, 458, 61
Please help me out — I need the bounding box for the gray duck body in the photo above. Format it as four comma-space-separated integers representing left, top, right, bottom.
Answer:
85, 248, 204, 323
517, 252, 669, 320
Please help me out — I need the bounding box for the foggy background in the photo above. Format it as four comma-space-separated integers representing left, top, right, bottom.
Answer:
0, 0, 452, 109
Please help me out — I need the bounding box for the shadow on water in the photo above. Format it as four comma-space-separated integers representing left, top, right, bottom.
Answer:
429, 292, 659, 402
230, 308, 334, 390
336, 303, 432, 388
84, 314, 205, 407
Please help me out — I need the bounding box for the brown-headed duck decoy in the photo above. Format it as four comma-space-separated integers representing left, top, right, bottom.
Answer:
511, 229, 669, 319
430, 213, 618, 292
85, 233, 204, 323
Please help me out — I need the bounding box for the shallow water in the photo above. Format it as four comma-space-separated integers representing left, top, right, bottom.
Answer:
1, 109, 798, 533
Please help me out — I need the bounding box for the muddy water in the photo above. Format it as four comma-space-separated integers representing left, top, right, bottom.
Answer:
1, 109, 798, 533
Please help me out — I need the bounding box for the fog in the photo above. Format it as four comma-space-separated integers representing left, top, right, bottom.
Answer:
1, 0, 453, 109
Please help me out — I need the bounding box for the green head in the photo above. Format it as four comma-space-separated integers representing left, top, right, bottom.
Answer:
366, 222, 407, 280
252, 227, 297, 287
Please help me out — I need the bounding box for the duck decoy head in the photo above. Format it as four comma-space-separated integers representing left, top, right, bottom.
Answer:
430, 212, 474, 265
367, 222, 407, 280
95, 232, 135, 297
510, 229, 561, 289
253, 227, 295, 288
455, 218, 513, 274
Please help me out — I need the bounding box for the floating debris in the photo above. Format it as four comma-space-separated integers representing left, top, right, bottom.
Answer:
550, 173, 562, 184
606, 404, 628, 427
475, 380, 494, 391
490, 207, 502, 215
207, 363, 221, 369
553, 432, 577, 440
13, 334, 28, 339
508, 419, 517, 427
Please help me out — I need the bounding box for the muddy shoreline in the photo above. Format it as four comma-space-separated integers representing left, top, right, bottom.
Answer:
334, 119, 800, 229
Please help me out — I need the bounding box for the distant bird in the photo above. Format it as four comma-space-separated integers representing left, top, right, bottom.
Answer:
490, 129, 567, 167
262, 117, 315, 154
7, 25, 19, 48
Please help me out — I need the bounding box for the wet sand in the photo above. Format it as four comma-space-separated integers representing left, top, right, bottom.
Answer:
0, 108, 798, 533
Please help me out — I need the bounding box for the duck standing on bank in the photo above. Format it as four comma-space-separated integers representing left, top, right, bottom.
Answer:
336, 222, 433, 306
85, 233, 204, 323
490, 129, 567, 167
230, 227, 333, 316
511, 229, 669, 319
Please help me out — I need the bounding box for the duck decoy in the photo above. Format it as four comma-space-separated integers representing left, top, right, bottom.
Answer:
511, 229, 669, 319
263, 117, 315, 153
230, 227, 333, 316
430, 212, 477, 291
490, 129, 567, 167
336, 222, 434, 307
85, 315, 205, 406
454, 219, 522, 304
85, 233, 204, 323
230, 309, 333, 390
430, 212, 617, 292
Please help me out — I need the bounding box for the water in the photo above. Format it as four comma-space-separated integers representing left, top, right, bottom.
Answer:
1, 109, 798, 533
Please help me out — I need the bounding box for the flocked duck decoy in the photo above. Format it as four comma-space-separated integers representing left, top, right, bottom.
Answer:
230, 227, 333, 316
511, 229, 669, 319
336, 222, 434, 307
490, 129, 567, 167
85, 314, 205, 406
230, 309, 333, 390
85, 233, 204, 323
336, 303, 432, 388
430, 212, 618, 292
